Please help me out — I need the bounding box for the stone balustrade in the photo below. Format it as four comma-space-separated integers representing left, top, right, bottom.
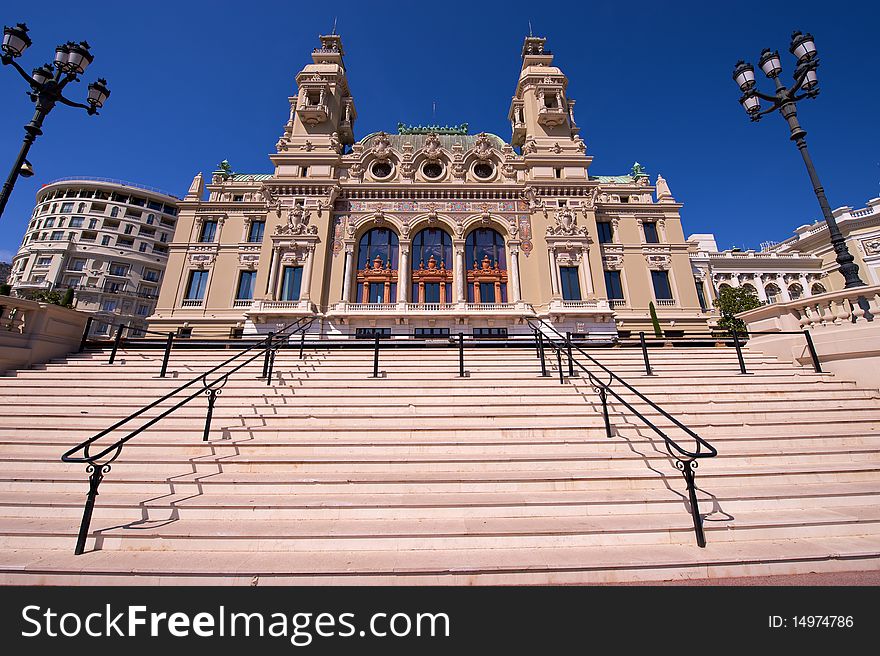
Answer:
0, 295, 90, 372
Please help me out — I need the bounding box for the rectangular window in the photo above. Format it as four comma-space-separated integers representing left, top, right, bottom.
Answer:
136, 304, 150, 316
70, 258, 86, 271
152, 244, 168, 254
124, 224, 134, 235
36, 256, 52, 267
643, 221, 660, 243
559, 266, 582, 301
60, 202, 74, 213
596, 221, 613, 244
651, 270, 673, 300
147, 200, 163, 211
355, 327, 391, 339
247, 221, 265, 243
280, 266, 303, 301
101, 299, 118, 312
200, 220, 218, 243
473, 327, 508, 338
109, 262, 129, 276
414, 327, 450, 337
185, 270, 209, 300
604, 270, 624, 300
88, 218, 97, 229
479, 282, 496, 303
236, 270, 257, 300
64, 276, 81, 287
143, 269, 160, 282
50, 231, 64, 241
159, 232, 168, 243
117, 237, 134, 247
695, 279, 708, 311
229, 327, 244, 339
233, 195, 244, 202
139, 243, 148, 252
101, 235, 111, 246
70, 216, 84, 228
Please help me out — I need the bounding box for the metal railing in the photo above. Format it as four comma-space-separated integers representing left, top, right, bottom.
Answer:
61, 316, 314, 555
528, 317, 718, 547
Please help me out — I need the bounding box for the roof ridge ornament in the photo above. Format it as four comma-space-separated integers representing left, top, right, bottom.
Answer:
397, 123, 469, 135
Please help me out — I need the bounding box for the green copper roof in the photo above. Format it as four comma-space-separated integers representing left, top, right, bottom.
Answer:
228, 173, 274, 181
359, 131, 507, 151
590, 175, 636, 183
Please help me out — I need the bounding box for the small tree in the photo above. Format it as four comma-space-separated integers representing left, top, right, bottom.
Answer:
648, 301, 662, 337
714, 286, 762, 335
61, 287, 75, 308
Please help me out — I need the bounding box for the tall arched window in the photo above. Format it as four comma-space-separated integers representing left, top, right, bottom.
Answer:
356, 228, 399, 303
465, 228, 507, 303
811, 282, 826, 295
411, 228, 453, 303
765, 283, 781, 304
788, 283, 803, 300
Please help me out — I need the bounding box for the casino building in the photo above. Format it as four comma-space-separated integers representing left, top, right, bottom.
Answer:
150, 34, 714, 339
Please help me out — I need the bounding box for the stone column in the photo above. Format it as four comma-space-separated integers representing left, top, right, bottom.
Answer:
454, 242, 465, 303
754, 277, 768, 302
579, 247, 594, 296
799, 274, 812, 297
342, 245, 354, 303
549, 247, 561, 296
300, 245, 315, 301
266, 247, 279, 300
508, 245, 522, 303
398, 243, 410, 303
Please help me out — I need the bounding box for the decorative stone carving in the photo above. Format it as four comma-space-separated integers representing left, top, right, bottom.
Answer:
863, 238, 880, 255
645, 254, 671, 270
347, 162, 364, 182
329, 132, 342, 154
423, 132, 442, 160
238, 252, 260, 268
552, 142, 562, 154
189, 252, 216, 267
573, 136, 586, 153
276, 204, 317, 236
547, 208, 588, 237
472, 133, 493, 160
523, 138, 538, 155
372, 132, 393, 161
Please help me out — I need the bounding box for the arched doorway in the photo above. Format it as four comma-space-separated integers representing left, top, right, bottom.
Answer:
411, 227, 453, 303
466, 228, 507, 303
355, 228, 399, 303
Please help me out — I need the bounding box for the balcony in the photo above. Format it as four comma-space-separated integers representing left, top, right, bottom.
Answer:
547, 299, 612, 316
537, 105, 567, 128
654, 299, 676, 307
232, 299, 253, 308
608, 299, 627, 309
181, 299, 203, 308
296, 99, 329, 125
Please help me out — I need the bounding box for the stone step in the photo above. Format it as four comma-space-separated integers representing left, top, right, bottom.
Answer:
2, 505, 879, 552
2, 481, 878, 521
4, 535, 879, 585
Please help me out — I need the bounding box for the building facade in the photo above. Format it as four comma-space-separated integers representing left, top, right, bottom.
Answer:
689, 197, 880, 310
8, 178, 179, 337
150, 35, 717, 339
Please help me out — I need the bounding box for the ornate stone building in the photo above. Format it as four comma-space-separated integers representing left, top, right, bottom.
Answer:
150, 34, 710, 338
689, 197, 880, 309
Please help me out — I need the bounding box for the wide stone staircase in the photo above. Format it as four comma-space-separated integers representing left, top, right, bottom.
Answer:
0, 341, 879, 584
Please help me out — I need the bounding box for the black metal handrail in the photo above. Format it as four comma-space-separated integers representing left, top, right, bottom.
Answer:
527, 317, 718, 547
61, 316, 314, 555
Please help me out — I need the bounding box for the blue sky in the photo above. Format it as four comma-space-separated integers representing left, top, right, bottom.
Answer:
1, 0, 878, 262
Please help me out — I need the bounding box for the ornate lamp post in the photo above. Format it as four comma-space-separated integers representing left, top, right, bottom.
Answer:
0, 23, 110, 220
732, 31, 865, 288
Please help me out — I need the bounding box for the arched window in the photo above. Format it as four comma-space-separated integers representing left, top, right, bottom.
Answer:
110, 206, 119, 218
765, 283, 781, 304
411, 228, 453, 304
788, 283, 803, 300
465, 228, 507, 304
811, 282, 826, 295
78, 202, 86, 213
742, 283, 757, 296
718, 283, 731, 292
356, 228, 399, 304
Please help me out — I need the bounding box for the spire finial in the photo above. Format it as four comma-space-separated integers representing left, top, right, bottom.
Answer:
528, 20, 533, 37
332, 17, 337, 35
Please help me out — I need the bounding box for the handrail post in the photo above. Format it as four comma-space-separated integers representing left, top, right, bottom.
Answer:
537, 332, 549, 377
371, 334, 380, 378
599, 386, 612, 438
108, 323, 125, 364
566, 331, 575, 377
299, 330, 306, 359
78, 316, 93, 353
533, 328, 541, 359
458, 332, 465, 377
266, 343, 277, 386
203, 388, 219, 441
639, 331, 653, 376
556, 347, 564, 384
74, 464, 107, 555
159, 332, 174, 378
732, 328, 748, 375
678, 459, 707, 548
803, 329, 822, 373
261, 332, 274, 379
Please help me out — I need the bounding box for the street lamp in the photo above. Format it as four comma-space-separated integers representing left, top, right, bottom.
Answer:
732, 31, 865, 289
0, 22, 110, 220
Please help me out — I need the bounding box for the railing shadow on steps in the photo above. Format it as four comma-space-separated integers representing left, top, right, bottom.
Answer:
526, 317, 718, 548
60, 316, 315, 555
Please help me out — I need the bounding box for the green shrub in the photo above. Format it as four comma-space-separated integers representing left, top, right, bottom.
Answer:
648, 301, 662, 338
714, 286, 762, 335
